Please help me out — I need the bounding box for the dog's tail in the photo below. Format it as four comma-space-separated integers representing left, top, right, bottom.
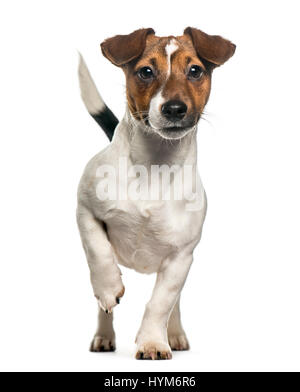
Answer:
78, 53, 118, 141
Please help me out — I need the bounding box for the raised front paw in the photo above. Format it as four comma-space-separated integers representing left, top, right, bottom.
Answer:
135, 341, 172, 360
92, 267, 125, 313
95, 283, 125, 314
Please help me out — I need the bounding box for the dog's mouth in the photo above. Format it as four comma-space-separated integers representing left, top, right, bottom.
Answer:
143, 115, 199, 139
145, 117, 198, 130
156, 126, 195, 140
144, 119, 188, 132
161, 126, 189, 132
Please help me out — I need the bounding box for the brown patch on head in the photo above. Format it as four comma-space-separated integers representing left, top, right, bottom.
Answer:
124, 34, 205, 122
100, 28, 235, 129
159, 35, 212, 124
124, 35, 171, 120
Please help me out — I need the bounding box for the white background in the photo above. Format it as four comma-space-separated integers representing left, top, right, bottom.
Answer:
0, 0, 299, 372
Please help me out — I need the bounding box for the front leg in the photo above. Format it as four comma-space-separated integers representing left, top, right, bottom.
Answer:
135, 248, 194, 360
168, 296, 190, 351
77, 205, 125, 313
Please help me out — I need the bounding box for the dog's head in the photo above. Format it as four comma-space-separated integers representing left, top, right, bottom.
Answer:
101, 28, 235, 139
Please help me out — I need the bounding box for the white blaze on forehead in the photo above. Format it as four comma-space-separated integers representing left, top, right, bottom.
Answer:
165, 39, 178, 78
149, 40, 178, 129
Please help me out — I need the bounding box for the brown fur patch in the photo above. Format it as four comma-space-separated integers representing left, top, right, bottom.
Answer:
184, 27, 236, 67
100, 28, 235, 123
124, 34, 212, 122
101, 28, 155, 66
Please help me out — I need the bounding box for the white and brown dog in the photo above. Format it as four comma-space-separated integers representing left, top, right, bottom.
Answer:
77, 27, 235, 360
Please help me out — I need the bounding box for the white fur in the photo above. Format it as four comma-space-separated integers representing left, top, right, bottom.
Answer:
148, 88, 165, 130
78, 53, 106, 114
77, 59, 207, 360
165, 39, 178, 78
90, 308, 116, 352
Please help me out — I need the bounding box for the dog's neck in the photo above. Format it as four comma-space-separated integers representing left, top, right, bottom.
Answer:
114, 108, 198, 168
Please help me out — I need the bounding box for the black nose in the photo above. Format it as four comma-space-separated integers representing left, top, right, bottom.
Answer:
161, 100, 187, 121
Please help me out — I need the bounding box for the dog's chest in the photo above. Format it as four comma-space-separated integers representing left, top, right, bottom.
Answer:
103, 198, 203, 273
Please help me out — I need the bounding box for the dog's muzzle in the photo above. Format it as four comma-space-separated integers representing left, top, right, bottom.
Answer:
161, 100, 188, 122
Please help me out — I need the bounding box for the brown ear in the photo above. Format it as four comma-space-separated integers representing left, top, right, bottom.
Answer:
184, 27, 236, 68
100, 28, 155, 67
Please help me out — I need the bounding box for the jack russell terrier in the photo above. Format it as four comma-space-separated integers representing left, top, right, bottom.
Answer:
77, 27, 235, 360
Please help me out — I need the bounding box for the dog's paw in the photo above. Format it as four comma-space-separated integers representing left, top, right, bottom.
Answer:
90, 335, 116, 352
94, 273, 125, 313
168, 334, 190, 351
135, 341, 172, 360
95, 283, 125, 313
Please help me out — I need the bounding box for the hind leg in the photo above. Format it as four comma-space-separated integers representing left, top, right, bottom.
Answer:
90, 307, 116, 352
168, 296, 190, 351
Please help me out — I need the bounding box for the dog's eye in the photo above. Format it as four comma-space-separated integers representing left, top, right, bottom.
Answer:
188, 65, 203, 80
138, 67, 154, 80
